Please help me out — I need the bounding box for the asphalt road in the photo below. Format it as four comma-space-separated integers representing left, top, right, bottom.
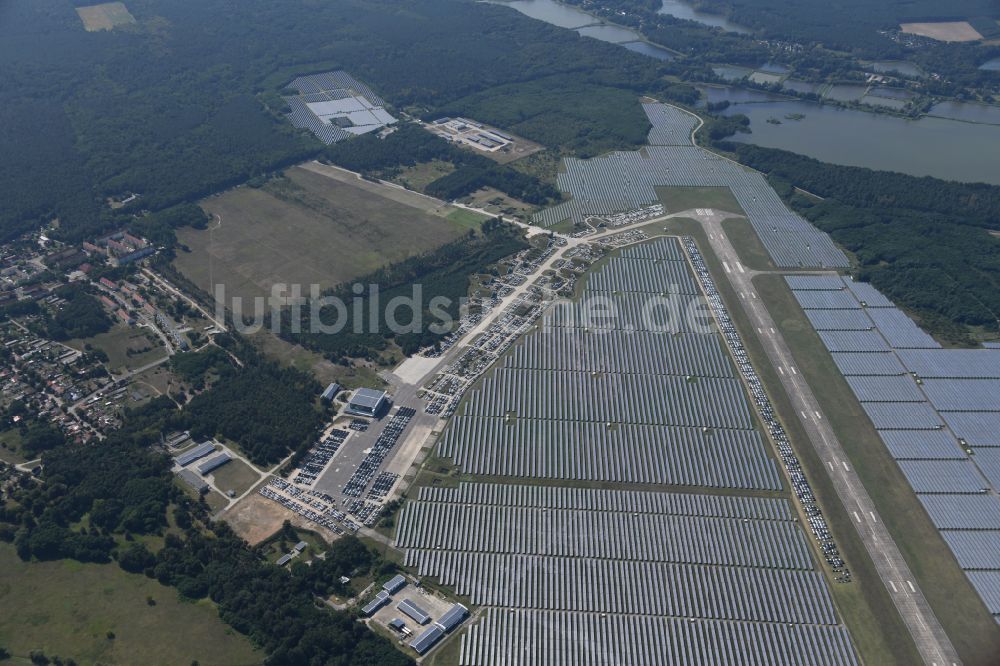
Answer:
701, 215, 960, 666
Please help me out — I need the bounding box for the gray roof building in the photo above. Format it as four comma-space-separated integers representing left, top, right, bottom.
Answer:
362, 590, 390, 616
178, 468, 208, 494
346, 388, 389, 417
383, 574, 407, 595
321, 382, 342, 402
196, 452, 231, 475
435, 603, 469, 633
409, 625, 444, 654
294, 541, 308, 552
397, 598, 430, 625
276, 554, 292, 566
174, 441, 215, 467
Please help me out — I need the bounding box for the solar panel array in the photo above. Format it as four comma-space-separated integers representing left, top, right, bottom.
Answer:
461, 369, 753, 428
501, 329, 734, 377
438, 419, 780, 489
533, 104, 848, 269
398, 238, 859, 661
282, 71, 394, 145
788, 274, 1000, 622
459, 609, 858, 666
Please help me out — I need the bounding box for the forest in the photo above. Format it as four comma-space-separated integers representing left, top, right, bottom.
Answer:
0, 0, 682, 243
40, 285, 112, 341
726, 143, 1000, 342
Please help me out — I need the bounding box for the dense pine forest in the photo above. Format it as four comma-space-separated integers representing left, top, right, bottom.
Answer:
0, 0, 688, 243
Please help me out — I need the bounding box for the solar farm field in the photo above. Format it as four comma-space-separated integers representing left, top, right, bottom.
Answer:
174, 165, 468, 302
788, 275, 1000, 626
397, 238, 861, 664
756, 272, 1000, 662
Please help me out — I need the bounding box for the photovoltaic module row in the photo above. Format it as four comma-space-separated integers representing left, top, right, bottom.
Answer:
438, 417, 781, 490
545, 293, 710, 332
585, 257, 700, 294
501, 328, 734, 378
403, 550, 838, 625
644, 103, 699, 146
395, 502, 814, 569
413, 482, 794, 521
462, 368, 754, 429
458, 609, 859, 666
845, 375, 925, 403
919, 494, 1000, 529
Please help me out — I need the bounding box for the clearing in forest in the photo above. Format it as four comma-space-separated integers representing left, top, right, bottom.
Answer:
175, 165, 472, 303
900, 21, 983, 42
76, 2, 136, 31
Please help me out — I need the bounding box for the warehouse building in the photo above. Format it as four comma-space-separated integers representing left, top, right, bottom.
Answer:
178, 468, 208, 494
409, 625, 444, 655
321, 382, 342, 403
397, 598, 430, 625
362, 591, 390, 616
197, 452, 231, 476
174, 441, 215, 467
347, 388, 389, 417
436, 603, 469, 633
383, 574, 407, 595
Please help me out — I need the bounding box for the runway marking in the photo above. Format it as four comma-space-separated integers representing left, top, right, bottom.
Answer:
814, 411, 822, 419
723, 261, 731, 273
739, 292, 746, 299
751, 292, 757, 299
870, 511, 878, 523
827, 460, 834, 470
737, 262, 745, 274
757, 327, 763, 334
889, 581, 898, 592
778, 366, 785, 375
853, 511, 862, 523
800, 410, 808, 419
907, 580, 916, 593
842, 461, 850, 472
769, 327, 775, 334
790, 366, 797, 375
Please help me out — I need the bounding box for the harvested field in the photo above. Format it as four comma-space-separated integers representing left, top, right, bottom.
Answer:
900, 21, 983, 42
175, 165, 466, 303
76, 2, 136, 31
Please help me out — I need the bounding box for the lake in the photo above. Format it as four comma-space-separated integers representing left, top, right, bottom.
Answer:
488, 0, 650, 46
929, 101, 1000, 126
622, 40, 676, 61
486, 0, 596, 29
658, 0, 751, 34
721, 100, 1000, 185
577, 23, 642, 43
980, 57, 1000, 72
